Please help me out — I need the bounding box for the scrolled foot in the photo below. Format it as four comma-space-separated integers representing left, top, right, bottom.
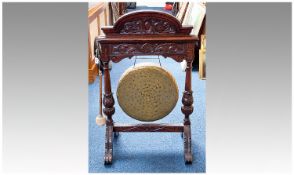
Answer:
104, 152, 112, 165
183, 125, 192, 164
184, 153, 193, 164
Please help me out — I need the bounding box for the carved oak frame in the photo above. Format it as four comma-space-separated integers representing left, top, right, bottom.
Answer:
95, 10, 198, 165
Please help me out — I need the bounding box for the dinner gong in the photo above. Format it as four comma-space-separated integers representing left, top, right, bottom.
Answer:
96, 10, 198, 165
117, 63, 179, 121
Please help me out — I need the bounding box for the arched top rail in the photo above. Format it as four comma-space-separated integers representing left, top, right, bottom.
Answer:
102, 10, 193, 36
96, 10, 198, 63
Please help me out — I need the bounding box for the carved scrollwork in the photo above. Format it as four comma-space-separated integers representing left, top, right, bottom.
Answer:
182, 91, 193, 106
103, 93, 115, 117
108, 43, 189, 63
112, 43, 185, 55
120, 18, 176, 34
181, 90, 194, 118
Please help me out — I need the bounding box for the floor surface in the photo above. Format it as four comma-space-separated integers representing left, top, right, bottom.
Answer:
89, 57, 206, 173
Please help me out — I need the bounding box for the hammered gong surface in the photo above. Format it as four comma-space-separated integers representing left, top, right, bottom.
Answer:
116, 63, 179, 121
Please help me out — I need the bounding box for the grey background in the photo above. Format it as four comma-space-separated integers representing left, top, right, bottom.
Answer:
2, 2, 292, 174
3, 3, 88, 172
206, 3, 292, 173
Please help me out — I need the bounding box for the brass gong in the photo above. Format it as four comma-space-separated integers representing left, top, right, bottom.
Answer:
117, 62, 179, 121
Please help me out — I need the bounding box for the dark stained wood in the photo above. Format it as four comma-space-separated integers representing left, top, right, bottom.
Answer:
102, 61, 115, 165
114, 123, 184, 132
98, 36, 198, 43
181, 60, 194, 164
102, 10, 193, 36
96, 10, 198, 165
104, 124, 113, 164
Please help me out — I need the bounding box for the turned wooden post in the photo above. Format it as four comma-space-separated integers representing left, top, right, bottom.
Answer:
102, 61, 115, 164
181, 60, 194, 164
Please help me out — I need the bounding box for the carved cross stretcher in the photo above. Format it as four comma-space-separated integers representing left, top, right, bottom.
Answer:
95, 10, 198, 165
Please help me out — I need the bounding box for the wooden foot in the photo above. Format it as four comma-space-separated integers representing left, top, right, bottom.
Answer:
184, 125, 192, 164
185, 152, 193, 164
104, 150, 112, 165
104, 125, 113, 165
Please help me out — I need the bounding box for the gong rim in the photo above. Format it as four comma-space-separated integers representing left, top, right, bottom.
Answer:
116, 63, 178, 122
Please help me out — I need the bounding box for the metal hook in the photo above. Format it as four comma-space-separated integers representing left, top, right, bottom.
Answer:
133, 55, 138, 68
158, 55, 162, 67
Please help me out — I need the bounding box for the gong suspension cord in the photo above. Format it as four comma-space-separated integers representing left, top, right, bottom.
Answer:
133, 56, 137, 68
99, 67, 102, 116
158, 55, 162, 67
133, 55, 162, 67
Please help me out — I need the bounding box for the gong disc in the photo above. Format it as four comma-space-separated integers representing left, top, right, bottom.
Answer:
116, 62, 178, 121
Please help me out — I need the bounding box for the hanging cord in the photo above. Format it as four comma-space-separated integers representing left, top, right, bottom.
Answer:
95, 42, 106, 126
158, 55, 162, 67
133, 55, 138, 68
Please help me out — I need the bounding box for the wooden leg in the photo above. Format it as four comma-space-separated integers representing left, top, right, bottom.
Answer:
184, 124, 192, 164
102, 61, 115, 165
181, 60, 194, 164
182, 91, 193, 164
104, 124, 113, 164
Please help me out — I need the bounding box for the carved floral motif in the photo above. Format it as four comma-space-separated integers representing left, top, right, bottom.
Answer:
120, 18, 176, 34
111, 43, 185, 55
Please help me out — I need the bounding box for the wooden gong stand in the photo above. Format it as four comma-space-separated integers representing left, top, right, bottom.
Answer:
95, 10, 198, 164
